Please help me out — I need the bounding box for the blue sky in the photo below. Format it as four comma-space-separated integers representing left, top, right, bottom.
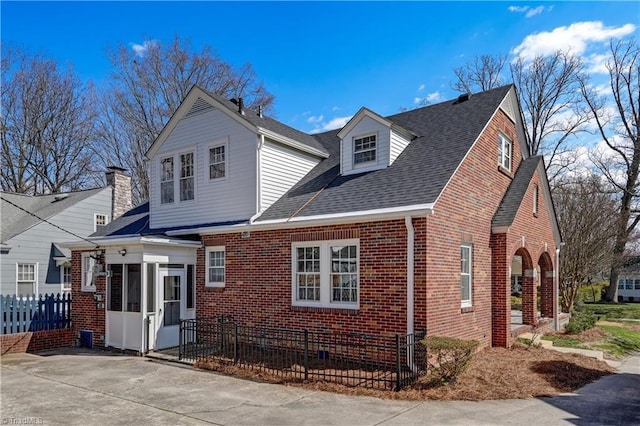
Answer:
2, 1, 638, 133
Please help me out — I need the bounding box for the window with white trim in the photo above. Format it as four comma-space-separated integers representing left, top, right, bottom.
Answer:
292, 240, 359, 309
94, 213, 108, 231
461, 244, 473, 307
354, 134, 376, 165
533, 184, 539, 216
209, 145, 226, 179
160, 157, 174, 204
82, 252, 96, 292
206, 247, 225, 287
62, 265, 72, 292
180, 152, 194, 201
498, 133, 512, 172
17, 263, 36, 295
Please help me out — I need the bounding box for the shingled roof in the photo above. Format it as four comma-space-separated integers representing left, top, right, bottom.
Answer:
1, 188, 106, 243
258, 85, 514, 221
492, 156, 543, 228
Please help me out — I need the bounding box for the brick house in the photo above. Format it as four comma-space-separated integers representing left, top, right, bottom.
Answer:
64, 84, 561, 351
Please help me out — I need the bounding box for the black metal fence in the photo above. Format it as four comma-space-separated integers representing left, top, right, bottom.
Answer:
180, 317, 425, 390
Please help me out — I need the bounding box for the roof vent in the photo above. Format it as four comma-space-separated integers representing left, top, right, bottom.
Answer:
238, 97, 245, 115
54, 193, 69, 202
457, 93, 471, 103
258, 105, 263, 118
230, 98, 238, 105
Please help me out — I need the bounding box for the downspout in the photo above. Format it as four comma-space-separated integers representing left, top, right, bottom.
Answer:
554, 242, 565, 331
251, 134, 265, 224
405, 216, 415, 369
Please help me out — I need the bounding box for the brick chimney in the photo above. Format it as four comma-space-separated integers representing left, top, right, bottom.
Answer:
105, 166, 132, 220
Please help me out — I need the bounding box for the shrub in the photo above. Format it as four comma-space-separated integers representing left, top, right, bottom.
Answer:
511, 296, 522, 310
565, 310, 597, 334
422, 336, 478, 385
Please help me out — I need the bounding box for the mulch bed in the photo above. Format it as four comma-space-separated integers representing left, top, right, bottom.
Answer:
195, 345, 616, 401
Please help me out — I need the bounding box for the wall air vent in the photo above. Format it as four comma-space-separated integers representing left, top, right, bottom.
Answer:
185, 97, 214, 118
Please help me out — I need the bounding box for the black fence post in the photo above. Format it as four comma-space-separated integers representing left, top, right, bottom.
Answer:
179, 320, 184, 360
233, 323, 239, 364
395, 334, 401, 391
304, 329, 309, 381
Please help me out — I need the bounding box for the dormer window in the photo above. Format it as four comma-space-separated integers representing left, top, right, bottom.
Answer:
354, 134, 377, 165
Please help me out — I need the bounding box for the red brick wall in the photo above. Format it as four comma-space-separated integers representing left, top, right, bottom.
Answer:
0, 328, 74, 355
71, 250, 107, 347
197, 220, 425, 336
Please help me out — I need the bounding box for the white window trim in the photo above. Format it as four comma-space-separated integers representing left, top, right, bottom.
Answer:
81, 252, 97, 292
353, 133, 377, 167
205, 246, 225, 288
208, 137, 229, 182
60, 264, 72, 292
16, 263, 37, 296
461, 244, 473, 308
291, 239, 360, 309
179, 151, 196, 202
498, 133, 512, 172
160, 156, 175, 205
94, 213, 110, 232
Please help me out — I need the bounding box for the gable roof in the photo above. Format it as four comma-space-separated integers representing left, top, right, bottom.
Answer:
146, 85, 329, 160
257, 85, 514, 222
1, 188, 107, 243
492, 156, 542, 228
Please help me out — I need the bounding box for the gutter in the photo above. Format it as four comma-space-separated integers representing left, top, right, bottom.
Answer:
60, 236, 202, 250
167, 204, 435, 236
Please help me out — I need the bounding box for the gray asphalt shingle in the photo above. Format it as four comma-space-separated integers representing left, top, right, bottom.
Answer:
1, 188, 105, 242
258, 85, 513, 221
492, 156, 542, 228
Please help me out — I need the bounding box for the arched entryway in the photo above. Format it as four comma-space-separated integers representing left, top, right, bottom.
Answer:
512, 248, 537, 326
538, 252, 554, 319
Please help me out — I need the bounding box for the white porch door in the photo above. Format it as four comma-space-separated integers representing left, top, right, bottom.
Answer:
155, 268, 185, 349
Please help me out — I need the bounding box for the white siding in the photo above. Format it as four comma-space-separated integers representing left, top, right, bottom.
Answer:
341, 116, 390, 176
389, 130, 411, 164
260, 140, 320, 211
149, 107, 258, 229
0, 188, 112, 295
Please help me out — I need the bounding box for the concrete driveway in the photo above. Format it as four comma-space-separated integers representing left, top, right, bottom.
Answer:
1, 348, 639, 425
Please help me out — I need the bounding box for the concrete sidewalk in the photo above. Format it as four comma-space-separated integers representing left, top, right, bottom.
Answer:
1, 348, 638, 425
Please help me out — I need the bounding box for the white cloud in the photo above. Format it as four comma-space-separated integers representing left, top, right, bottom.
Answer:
306, 115, 323, 124
130, 40, 158, 57
414, 91, 442, 105
508, 5, 552, 18
310, 115, 353, 133
585, 53, 611, 74
417, 84, 425, 92
511, 22, 636, 62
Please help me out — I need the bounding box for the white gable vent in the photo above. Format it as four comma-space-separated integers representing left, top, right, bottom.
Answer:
500, 95, 515, 121
185, 97, 214, 118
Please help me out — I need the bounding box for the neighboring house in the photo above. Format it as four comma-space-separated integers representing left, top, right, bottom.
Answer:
1, 167, 131, 295
65, 84, 561, 352
617, 259, 640, 301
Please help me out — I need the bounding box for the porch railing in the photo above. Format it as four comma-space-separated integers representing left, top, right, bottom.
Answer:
180, 317, 425, 391
0, 293, 72, 335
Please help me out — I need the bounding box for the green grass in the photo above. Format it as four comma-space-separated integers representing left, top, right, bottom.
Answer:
580, 302, 640, 320
597, 324, 640, 357
543, 322, 640, 359
540, 335, 584, 348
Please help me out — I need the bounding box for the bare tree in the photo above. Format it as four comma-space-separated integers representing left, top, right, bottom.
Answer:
554, 174, 617, 311
1, 46, 98, 194
97, 35, 275, 203
452, 54, 508, 94
580, 38, 640, 303
451, 51, 591, 183
511, 52, 592, 181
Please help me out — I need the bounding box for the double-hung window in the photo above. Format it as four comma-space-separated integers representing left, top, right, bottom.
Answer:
17, 263, 36, 295
354, 134, 376, 165
461, 244, 473, 308
498, 134, 512, 172
209, 145, 226, 179
206, 247, 225, 287
292, 240, 359, 309
180, 152, 194, 201
160, 157, 174, 204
